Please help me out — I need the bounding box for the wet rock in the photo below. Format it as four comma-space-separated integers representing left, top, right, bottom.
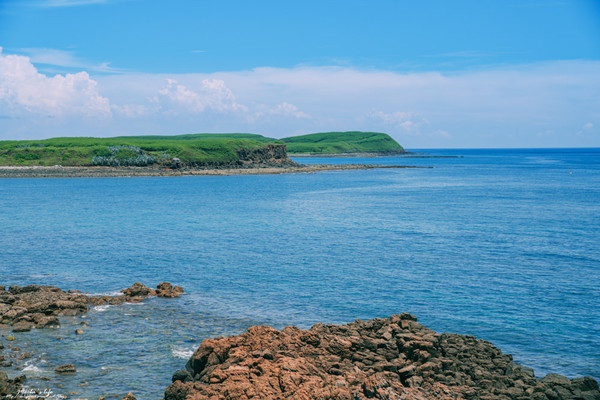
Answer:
12, 321, 33, 332
156, 282, 184, 298
122, 282, 155, 297
75, 329, 85, 335
34, 315, 61, 329
1, 282, 182, 331
55, 364, 77, 373
166, 315, 600, 400
0, 371, 25, 398
121, 392, 137, 400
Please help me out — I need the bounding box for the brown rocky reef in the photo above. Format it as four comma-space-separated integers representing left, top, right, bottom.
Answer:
0, 282, 183, 332
166, 313, 599, 400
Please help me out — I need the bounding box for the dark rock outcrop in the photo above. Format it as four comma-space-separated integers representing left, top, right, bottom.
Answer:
55, 364, 77, 374
1, 282, 183, 329
156, 282, 184, 298
0, 371, 25, 398
122, 282, 156, 297
166, 314, 600, 400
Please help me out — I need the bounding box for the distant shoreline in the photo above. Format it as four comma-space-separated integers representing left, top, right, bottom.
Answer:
289, 151, 412, 157
0, 164, 426, 178
290, 152, 461, 158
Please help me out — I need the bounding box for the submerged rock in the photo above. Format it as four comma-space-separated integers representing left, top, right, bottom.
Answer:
166, 315, 600, 400
55, 364, 77, 374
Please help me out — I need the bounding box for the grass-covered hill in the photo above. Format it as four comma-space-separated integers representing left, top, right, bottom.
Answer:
0, 134, 286, 167
281, 131, 405, 155
0, 131, 406, 167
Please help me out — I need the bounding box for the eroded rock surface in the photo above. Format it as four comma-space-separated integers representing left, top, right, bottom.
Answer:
0, 282, 183, 330
166, 313, 600, 400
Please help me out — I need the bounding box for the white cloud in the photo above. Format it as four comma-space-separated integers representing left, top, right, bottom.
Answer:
17, 48, 121, 73
268, 102, 311, 119
111, 104, 147, 118
1, 48, 599, 147
0, 47, 111, 118
155, 78, 247, 115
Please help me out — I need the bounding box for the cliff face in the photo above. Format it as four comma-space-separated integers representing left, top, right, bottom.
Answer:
235, 144, 295, 166
165, 314, 600, 400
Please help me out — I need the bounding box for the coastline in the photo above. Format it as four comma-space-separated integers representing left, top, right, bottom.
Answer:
0, 164, 424, 178
2, 283, 599, 400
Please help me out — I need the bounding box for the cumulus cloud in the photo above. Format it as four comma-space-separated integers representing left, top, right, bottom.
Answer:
268, 102, 311, 119
0, 47, 111, 118
1, 47, 599, 147
155, 78, 247, 114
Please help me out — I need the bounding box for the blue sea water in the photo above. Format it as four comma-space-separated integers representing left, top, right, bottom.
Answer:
0, 148, 599, 399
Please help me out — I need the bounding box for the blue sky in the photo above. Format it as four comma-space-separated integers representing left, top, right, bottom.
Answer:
0, 0, 599, 147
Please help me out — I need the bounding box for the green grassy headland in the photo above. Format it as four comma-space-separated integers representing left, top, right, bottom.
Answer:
0, 134, 284, 167
282, 131, 405, 155
0, 131, 404, 167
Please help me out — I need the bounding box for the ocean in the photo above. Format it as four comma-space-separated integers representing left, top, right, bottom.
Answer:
1, 148, 599, 399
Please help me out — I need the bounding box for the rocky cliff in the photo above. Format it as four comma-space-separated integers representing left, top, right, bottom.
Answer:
187, 144, 297, 168
166, 313, 600, 400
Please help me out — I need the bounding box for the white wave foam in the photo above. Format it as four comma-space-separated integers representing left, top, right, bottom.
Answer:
172, 347, 195, 359
86, 290, 124, 297
22, 361, 42, 373
93, 305, 110, 312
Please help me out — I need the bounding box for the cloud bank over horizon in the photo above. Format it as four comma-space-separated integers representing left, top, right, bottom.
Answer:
1, 47, 598, 148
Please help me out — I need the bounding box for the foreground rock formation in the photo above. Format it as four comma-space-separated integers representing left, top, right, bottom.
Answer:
0, 282, 182, 398
0, 282, 182, 331
166, 313, 600, 400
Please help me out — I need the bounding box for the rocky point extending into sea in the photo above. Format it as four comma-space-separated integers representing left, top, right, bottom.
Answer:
0, 282, 183, 399
166, 314, 600, 400
2, 283, 599, 400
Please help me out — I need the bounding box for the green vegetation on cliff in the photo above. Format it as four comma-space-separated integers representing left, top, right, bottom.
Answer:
0, 134, 284, 167
0, 131, 405, 167
281, 131, 405, 155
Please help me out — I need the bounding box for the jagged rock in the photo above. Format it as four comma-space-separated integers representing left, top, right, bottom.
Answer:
33, 314, 61, 329
156, 282, 184, 298
12, 321, 34, 332
0, 371, 25, 398
121, 392, 137, 400
0, 282, 183, 331
166, 315, 600, 400
55, 364, 76, 373
122, 282, 155, 297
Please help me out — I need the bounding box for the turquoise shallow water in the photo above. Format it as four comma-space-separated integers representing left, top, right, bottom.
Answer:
1, 148, 599, 399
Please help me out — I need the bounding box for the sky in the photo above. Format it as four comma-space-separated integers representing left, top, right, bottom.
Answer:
0, 0, 599, 148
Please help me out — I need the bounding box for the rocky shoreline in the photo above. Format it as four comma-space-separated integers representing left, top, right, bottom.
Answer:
166, 314, 600, 400
0, 282, 182, 399
0, 164, 422, 178
2, 284, 598, 400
